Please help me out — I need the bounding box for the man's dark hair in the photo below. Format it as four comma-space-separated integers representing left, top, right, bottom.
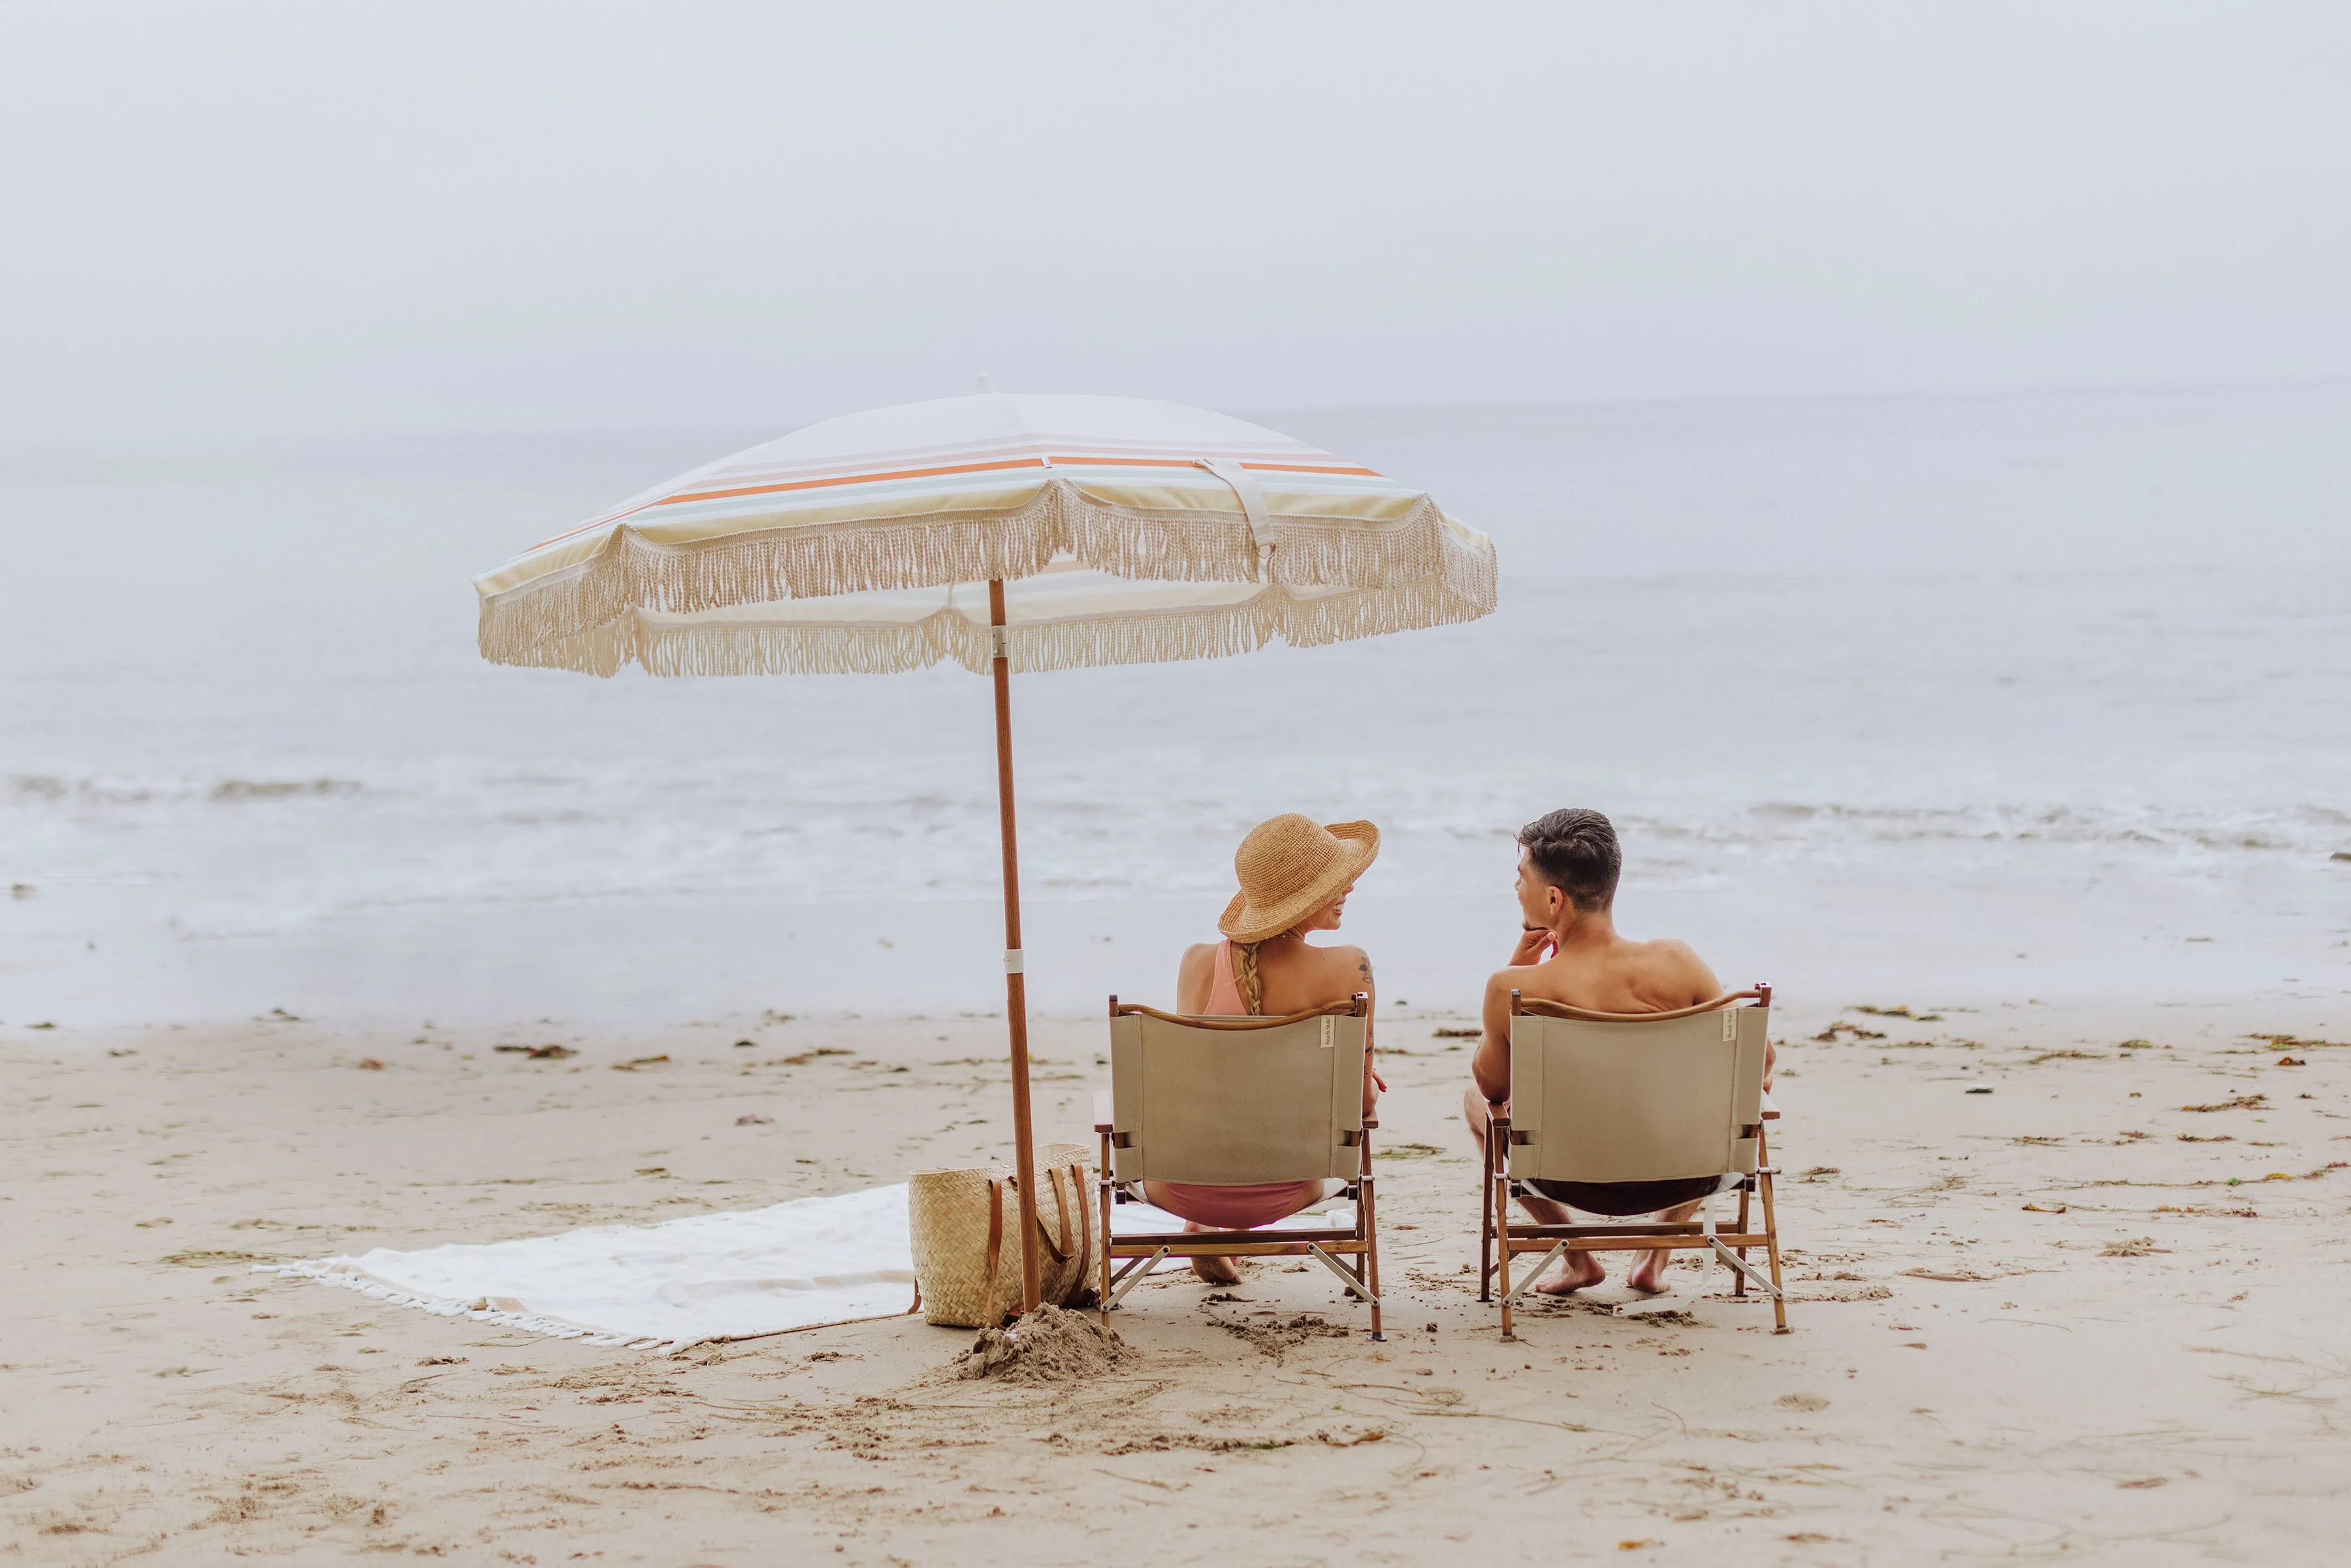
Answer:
1518, 808, 1621, 912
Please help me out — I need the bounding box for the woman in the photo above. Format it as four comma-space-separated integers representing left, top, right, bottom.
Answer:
1144, 813, 1384, 1284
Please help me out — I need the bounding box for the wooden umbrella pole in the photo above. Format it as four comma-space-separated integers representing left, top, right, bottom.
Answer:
988, 580, 1044, 1314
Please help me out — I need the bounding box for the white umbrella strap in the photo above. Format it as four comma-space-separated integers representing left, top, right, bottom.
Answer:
1197, 458, 1277, 551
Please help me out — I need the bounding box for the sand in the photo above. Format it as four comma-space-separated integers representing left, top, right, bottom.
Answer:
5, 995, 2349, 1563
950, 1307, 1138, 1385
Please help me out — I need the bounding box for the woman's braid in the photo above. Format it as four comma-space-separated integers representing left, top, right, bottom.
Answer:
1233, 940, 1264, 1016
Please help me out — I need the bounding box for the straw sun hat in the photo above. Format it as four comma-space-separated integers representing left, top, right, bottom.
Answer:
1217, 814, 1381, 944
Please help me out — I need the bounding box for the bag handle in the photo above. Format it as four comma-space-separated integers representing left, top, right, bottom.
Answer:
1007, 1166, 1080, 1264
1047, 1164, 1076, 1261
986, 1160, 1095, 1315
983, 1177, 1007, 1321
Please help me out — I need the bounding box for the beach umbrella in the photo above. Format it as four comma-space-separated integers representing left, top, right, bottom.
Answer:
472, 385, 1497, 1311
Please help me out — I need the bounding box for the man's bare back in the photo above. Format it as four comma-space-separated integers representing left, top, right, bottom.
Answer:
1470, 929, 1718, 1102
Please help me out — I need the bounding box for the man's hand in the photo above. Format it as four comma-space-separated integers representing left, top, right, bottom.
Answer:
1508, 925, 1555, 967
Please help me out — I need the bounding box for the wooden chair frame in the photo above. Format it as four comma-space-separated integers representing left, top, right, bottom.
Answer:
1096, 993, 1384, 1341
1479, 984, 1789, 1339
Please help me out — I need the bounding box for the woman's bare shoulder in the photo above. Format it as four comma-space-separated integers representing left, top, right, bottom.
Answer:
1172, 942, 1221, 1014
1313, 941, 1375, 994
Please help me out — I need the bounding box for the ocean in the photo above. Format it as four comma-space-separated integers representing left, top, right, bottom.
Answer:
3, 383, 2346, 1027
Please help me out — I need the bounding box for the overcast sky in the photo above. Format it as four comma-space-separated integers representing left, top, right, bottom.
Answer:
4, 3, 2346, 437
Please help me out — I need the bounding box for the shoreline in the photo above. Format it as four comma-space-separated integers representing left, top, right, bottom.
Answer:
5, 876, 2343, 1032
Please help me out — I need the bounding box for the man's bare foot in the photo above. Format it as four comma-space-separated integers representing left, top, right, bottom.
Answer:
1533, 1254, 1607, 1294
1623, 1252, 1673, 1294
1190, 1254, 1241, 1286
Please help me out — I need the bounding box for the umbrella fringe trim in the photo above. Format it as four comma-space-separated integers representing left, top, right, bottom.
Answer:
502, 571, 1492, 678
477, 484, 1486, 667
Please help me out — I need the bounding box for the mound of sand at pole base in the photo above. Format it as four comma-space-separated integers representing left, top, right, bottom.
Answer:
951, 1304, 1139, 1383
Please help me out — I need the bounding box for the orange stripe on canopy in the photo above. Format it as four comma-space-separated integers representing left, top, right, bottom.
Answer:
1041, 455, 1383, 478
662, 456, 1050, 507
528, 452, 1384, 552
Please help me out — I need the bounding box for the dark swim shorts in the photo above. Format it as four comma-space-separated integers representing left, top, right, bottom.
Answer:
1526, 1172, 1744, 1217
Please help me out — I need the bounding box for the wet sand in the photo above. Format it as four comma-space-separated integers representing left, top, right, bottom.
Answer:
5, 995, 2348, 1563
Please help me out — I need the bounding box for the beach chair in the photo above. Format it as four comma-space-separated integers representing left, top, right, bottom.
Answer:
1095, 993, 1384, 1341
1479, 985, 1787, 1339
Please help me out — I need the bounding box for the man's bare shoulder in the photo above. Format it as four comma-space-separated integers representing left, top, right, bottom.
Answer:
1625, 936, 1721, 999
1482, 963, 1526, 1000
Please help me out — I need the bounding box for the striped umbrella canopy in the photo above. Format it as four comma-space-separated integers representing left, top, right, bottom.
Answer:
472, 387, 1498, 1311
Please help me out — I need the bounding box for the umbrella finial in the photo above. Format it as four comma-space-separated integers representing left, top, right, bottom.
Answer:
974, 373, 997, 394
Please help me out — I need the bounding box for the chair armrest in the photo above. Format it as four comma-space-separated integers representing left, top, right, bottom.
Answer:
1761, 1089, 1780, 1121
1092, 1090, 1113, 1134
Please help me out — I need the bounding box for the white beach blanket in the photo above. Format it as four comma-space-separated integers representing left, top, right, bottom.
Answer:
270, 1185, 1352, 1349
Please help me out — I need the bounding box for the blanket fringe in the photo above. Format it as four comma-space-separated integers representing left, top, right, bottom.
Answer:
261, 1262, 917, 1352
263, 1262, 673, 1348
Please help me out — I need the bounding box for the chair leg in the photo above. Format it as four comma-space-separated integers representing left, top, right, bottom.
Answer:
1733, 1183, 1752, 1298
1097, 1133, 1114, 1330
1359, 1142, 1384, 1342
1757, 1129, 1789, 1334
1477, 1125, 1495, 1303
1494, 1134, 1516, 1341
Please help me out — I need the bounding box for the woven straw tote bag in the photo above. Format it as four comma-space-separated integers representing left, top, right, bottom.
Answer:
908, 1142, 1096, 1327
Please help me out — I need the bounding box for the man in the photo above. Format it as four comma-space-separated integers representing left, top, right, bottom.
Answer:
1462, 808, 1765, 1294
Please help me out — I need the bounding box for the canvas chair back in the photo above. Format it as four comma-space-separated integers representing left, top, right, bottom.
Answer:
1107, 1005, 1367, 1185
1508, 1000, 1770, 1185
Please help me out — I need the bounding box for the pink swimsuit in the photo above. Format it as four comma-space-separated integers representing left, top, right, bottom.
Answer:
1149, 942, 1332, 1231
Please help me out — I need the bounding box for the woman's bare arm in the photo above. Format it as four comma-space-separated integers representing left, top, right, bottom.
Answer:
1347, 946, 1379, 1119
